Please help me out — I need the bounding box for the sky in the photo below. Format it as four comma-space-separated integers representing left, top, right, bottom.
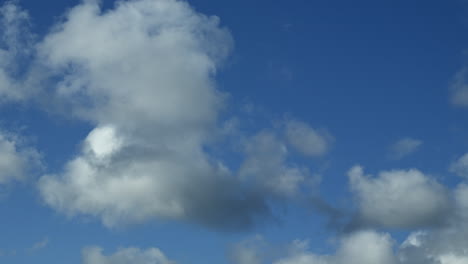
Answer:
1, 0, 468, 263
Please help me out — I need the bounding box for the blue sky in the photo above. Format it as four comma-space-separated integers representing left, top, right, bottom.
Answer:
1, 0, 468, 263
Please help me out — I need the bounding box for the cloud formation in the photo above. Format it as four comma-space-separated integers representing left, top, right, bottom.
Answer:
232, 231, 398, 264
348, 166, 450, 229
82, 246, 174, 264
388, 137, 422, 160
29, 0, 271, 230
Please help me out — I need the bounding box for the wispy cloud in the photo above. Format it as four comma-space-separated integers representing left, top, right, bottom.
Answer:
388, 137, 423, 160
29, 237, 49, 252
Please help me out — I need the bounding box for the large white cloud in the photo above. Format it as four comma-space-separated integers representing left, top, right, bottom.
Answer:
35, 0, 270, 230
348, 166, 450, 229
82, 246, 174, 264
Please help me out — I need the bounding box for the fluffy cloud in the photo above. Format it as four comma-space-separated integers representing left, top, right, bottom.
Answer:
285, 120, 331, 157
450, 68, 468, 107
388, 137, 422, 160
1, 0, 331, 231
348, 166, 450, 229
35, 0, 270, 230
39, 124, 269, 229
449, 153, 468, 178
82, 246, 174, 264
398, 226, 468, 264
0, 131, 41, 185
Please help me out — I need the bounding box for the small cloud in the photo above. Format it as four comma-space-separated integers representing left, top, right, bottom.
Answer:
285, 120, 333, 157
388, 137, 422, 160
450, 68, 468, 107
30, 237, 49, 251
450, 153, 468, 178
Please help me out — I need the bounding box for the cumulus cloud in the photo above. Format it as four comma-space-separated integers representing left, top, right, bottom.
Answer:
39, 124, 269, 229
388, 137, 422, 160
82, 246, 174, 264
33, 0, 271, 230
0, 131, 41, 185
348, 166, 450, 229
450, 68, 468, 107
449, 153, 468, 178
285, 120, 331, 157
1, 0, 332, 231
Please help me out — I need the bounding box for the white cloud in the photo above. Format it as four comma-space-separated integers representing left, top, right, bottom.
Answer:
348, 166, 450, 228
450, 153, 468, 178
239, 131, 308, 197
450, 68, 468, 107
82, 246, 174, 264
388, 138, 422, 160
35, 0, 269, 230
285, 120, 331, 157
